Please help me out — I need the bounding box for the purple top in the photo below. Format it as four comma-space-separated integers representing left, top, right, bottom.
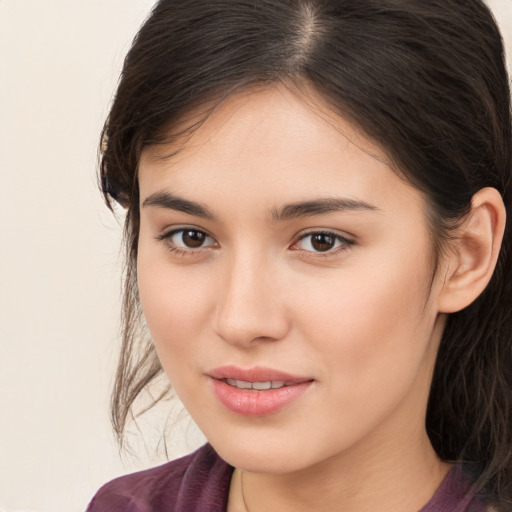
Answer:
86, 444, 489, 512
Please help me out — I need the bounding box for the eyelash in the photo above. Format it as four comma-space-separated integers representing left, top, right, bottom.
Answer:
291, 231, 354, 258
156, 227, 354, 258
156, 227, 218, 257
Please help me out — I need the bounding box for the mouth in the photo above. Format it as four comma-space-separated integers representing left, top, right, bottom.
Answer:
223, 379, 297, 390
209, 365, 311, 383
208, 366, 314, 416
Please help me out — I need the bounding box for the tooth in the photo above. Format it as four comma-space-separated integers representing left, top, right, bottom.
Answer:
225, 379, 290, 390
226, 379, 251, 389
252, 381, 272, 390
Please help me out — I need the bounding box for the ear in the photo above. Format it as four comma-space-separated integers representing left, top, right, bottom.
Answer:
438, 187, 506, 313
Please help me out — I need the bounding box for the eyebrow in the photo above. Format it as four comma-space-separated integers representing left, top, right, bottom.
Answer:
142, 191, 216, 220
142, 191, 379, 222
271, 198, 379, 221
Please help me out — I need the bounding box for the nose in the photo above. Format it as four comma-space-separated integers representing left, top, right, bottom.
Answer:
213, 251, 290, 347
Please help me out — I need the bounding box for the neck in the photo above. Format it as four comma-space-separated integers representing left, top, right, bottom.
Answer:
235, 428, 450, 512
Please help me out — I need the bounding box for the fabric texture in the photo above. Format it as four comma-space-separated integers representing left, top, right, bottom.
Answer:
86, 443, 489, 512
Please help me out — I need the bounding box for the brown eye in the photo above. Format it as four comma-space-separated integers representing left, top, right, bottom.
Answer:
181, 230, 206, 248
161, 228, 217, 251
310, 233, 336, 252
294, 231, 352, 254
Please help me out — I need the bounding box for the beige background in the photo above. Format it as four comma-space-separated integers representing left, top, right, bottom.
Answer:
0, 1, 510, 511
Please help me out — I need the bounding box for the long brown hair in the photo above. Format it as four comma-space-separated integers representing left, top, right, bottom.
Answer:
100, 0, 512, 507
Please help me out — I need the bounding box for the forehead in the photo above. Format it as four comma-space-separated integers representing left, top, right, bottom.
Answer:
141, 84, 387, 168
138, 84, 424, 217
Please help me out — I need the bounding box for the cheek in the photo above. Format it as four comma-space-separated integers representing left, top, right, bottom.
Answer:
136, 244, 212, 364
294, 246, 435, 392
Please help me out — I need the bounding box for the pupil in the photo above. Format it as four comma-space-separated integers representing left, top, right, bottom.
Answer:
312, 233, 334, 252
182, 230, 205, 248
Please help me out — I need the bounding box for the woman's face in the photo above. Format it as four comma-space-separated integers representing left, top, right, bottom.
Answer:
137, 86, 446, 474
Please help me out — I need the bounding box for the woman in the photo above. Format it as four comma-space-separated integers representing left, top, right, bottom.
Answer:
87, 0, 512, 510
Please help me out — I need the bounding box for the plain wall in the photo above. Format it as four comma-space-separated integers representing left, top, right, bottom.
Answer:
0, 1, 510, 511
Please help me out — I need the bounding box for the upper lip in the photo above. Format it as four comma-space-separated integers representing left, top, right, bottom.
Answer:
208, 365, 312, 383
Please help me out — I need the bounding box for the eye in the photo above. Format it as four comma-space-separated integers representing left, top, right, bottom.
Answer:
173, 229, 211, 249
158, 228, 218, 252
292, 231, 353, 253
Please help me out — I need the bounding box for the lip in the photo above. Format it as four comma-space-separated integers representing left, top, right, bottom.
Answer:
208, 365, 314, 416
209, 365, 311, 383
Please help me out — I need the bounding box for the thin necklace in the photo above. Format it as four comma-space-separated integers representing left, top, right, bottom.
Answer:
240, 470, 251, 512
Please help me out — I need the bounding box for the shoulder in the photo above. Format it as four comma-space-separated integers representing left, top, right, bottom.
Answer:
420, 464, 511, 512
86, 443, 233, 512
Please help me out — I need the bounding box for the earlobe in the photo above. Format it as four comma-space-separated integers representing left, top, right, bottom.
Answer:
438, 187, 506, 313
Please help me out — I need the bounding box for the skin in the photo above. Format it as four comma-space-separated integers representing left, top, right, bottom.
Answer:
136, 85, 488, 511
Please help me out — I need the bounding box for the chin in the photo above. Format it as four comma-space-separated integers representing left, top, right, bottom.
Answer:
217, 445, 307, 474
205, 430, 327, 474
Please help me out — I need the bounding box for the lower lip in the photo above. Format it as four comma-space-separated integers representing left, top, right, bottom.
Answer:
210, 378, 313, 416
